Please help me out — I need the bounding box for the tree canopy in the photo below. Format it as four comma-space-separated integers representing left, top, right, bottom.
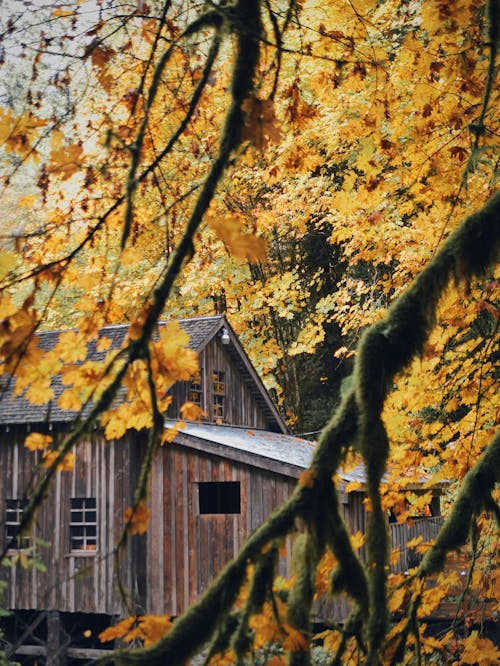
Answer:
0, 0, 499, 664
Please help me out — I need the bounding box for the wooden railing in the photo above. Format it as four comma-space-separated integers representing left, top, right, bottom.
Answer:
390, 516, 444, 573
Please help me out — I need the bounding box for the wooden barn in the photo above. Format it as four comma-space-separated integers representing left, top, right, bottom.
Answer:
0, 314, 444, 663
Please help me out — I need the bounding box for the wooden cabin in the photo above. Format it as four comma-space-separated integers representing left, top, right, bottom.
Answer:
0, 315, 444, 662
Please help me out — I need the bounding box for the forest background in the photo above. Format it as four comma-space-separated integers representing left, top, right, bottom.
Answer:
0, 0, 499, 664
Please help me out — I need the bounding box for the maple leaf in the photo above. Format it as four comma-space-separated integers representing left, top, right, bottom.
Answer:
24, 381, 54, 405
24, 432, 53, 451
55, 331, 88, 363
85, 43, 116, 92
42, 450, 75, 471
161, 421, 186, 445
460, 631, 500, 665
180, 401, 206, 421
58, 389, 83, 412
388, 586, 406, 612
99, 617, 135, 644
241, 95, 282, 151
136, 615, 172, 646
47, 131, 84, 180
125, 502, 150, 535
207, 213, 267, 263
153, 322, 199, 382
0, 108, 47, 157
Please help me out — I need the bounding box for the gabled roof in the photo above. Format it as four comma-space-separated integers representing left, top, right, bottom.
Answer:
165, 421, 442, 489
0, 315, 286, 432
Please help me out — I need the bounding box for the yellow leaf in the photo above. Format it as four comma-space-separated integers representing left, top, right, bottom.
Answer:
388, 586, 406, 612
161, 421, 185, 444
0, 251, 17, 280
344, 480, 362, 493
42, 450, 75, 471
180, 401, 206, 422
96, 336, 112, 352
153, 322, 199, 382
0, 108, 47, 157
350, 531, 365, 550
55, 330, 88, 363
24, 432, 53, 451
24, 380, 54, 405
407, 535, 424, 550
47, 131, 84, 180
58, 390, 83, 412
461, 631, 500, 665
207, 214, 267, 262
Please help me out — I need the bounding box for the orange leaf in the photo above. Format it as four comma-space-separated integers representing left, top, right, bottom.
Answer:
282, 624, 309, 652
125, 502, 150, 535
99, 617, 135, 644
241, 96, 282, 151
298, 468, 317, 489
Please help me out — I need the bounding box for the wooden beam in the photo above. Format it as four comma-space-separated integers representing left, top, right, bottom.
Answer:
14, 645, 113, 658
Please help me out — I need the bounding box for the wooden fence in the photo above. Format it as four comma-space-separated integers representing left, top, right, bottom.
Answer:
390, 516, 444, 573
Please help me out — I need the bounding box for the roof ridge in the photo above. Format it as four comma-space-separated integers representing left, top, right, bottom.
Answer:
36, 314, 227, 336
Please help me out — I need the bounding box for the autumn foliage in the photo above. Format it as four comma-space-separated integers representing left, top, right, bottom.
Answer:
0, 0, 499, 664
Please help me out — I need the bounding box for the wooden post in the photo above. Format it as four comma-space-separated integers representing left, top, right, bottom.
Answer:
46, 611, 68, 666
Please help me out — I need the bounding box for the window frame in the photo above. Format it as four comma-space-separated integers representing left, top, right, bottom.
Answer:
70, 497, 97, 554
188, 368, 204, 408
5, 499, 31, 551
212, 370, 225, 420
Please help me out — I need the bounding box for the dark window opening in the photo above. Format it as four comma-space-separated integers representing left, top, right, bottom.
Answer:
6, 499, 30, 550
70, 497, 97, 552
198, 482, 240, 514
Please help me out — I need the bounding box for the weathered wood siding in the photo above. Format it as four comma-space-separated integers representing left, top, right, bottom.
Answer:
147, 442, 296, 617
0, 426, 145, 615
169, 338, 270, 429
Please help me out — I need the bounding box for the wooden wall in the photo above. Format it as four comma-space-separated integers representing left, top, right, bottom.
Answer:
169, 338, 270, 430
147, 442, 296, 617
0, 426, 145, 616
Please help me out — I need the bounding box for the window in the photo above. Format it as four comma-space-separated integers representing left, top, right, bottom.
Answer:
70, 498, 97, 552
188, 372, 203, 407
198, 482, 240, 514
212, 370, 225, 419
5, 499, 30, 550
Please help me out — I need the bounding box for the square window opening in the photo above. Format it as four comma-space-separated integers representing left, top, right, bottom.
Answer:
198, 482, 240, 515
